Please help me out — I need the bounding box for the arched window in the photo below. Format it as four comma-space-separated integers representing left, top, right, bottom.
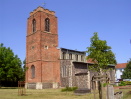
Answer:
45, 18, 50, 32
32, 19, 36, 33
31, 65, 35, 78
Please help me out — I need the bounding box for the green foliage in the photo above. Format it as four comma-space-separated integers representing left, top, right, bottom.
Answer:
125, 81, 131, 85
118, 81, 126, 86
122, 59, 131, 79
22, 58, 28, 81
103, 83, 108, 87
0, 43, 24, 86
61, 86, 78, 92
86, 32, 117, 72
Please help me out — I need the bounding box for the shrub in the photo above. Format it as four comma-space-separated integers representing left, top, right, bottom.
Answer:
118, 81, 126, 86
61, 86, 78, 92
125, 81, 131, 85
103, 83, 108, 87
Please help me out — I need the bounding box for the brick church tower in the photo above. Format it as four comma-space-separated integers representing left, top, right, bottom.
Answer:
26, 7, 60, 89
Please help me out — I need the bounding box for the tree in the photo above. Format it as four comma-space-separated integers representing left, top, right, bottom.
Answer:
0, 43, 24, 87
86, 32, 117, 72
86, 32, 117, 99
122, 59, 131, 79
22, 58, 28, 81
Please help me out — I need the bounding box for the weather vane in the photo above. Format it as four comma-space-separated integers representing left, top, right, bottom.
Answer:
42, 2, 46, 8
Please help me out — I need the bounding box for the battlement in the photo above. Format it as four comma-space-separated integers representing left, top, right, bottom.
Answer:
30, 6, 55, 16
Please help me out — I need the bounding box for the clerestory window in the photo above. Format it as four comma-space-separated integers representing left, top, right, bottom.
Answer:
81, 55, 84, 61
75, 54, 78, 61
62, 52, 66, 59
69, 54, 72, 60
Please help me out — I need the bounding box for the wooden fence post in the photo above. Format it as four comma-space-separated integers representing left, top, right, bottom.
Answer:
18, 81, 26, 96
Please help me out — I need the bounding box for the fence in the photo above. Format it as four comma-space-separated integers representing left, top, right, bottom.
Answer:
18, 81, 26, 96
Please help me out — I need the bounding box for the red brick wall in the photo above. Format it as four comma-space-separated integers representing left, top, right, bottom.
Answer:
26, 7, 60, 86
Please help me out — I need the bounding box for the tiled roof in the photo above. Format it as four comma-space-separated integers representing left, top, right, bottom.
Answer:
87, 58, 95, 63
116, 63, 127, 69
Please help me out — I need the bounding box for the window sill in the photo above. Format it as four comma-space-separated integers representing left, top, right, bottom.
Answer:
44, 31, 51, 33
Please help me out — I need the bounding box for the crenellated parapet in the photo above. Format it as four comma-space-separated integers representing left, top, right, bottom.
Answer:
30, 6, 55, 16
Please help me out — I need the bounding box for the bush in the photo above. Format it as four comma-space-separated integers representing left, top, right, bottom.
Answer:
118, 81, 126, 86
125, 81, 131, 85
103, 83, 108, 87
61, 86, 78, 92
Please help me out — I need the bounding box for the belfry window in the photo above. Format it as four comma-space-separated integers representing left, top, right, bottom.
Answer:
45, 18, 50, 32
32, 19, 36, 33
31, 65, 35, 78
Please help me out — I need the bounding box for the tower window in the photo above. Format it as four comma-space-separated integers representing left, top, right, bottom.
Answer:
45, 18, 50, 32
32, 19, 36, 33
31, 65, 35, 78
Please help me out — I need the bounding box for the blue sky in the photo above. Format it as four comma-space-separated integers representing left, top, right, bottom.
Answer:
0, 0, 131, 63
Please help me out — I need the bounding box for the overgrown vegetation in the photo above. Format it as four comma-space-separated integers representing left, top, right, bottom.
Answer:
61, 87, 78, 92
118, 81, 131, 86
125, 81, 131, 85
103, 83, 108, 87
118, 81, 126, 86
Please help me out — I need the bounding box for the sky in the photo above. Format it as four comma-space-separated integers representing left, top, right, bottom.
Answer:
0, 0, 131, 64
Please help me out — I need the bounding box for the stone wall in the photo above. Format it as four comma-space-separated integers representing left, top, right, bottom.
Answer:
60, 60, 71, 87
60, 59, 89, 89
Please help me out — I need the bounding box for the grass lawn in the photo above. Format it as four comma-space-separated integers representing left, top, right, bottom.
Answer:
0, 87, 130, 99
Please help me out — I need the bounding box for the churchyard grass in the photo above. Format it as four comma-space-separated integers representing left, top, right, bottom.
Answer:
0, 87, 130, 99
117, 89, 131, 99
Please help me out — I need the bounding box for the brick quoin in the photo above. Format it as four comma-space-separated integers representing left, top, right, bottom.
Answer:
26, 6, 60, 89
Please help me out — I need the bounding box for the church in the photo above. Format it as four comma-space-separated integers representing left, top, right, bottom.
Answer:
25, 7, 115, 89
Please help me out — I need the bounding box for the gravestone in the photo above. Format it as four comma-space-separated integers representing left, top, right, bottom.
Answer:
107, 85, 114, 99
